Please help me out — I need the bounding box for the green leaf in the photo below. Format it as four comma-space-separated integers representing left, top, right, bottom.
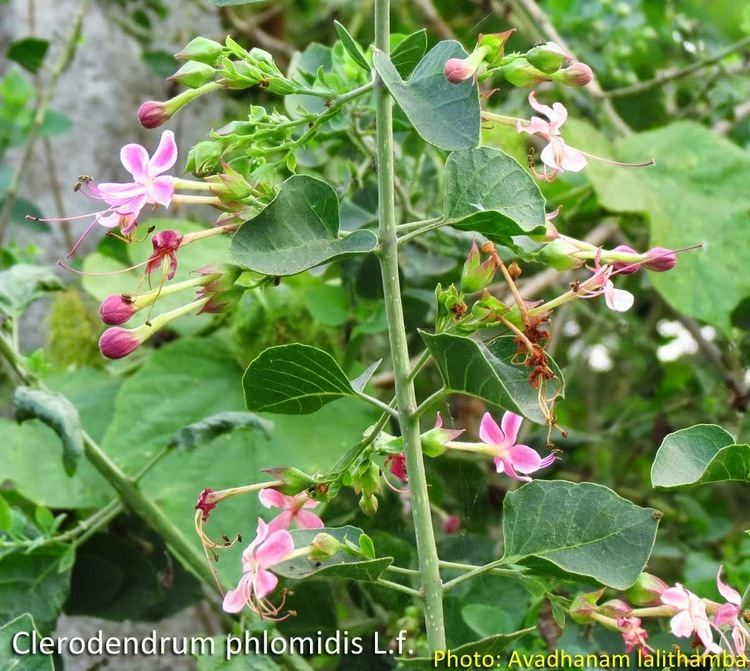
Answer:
6, 37, 49, 73
391, 30, 428, 78
373, 41, 480, 151
303, 283, 351, 326
169, 411, 273, 450
461, 604, 515, 637
243, 344, 355, 414
273, 526, 393, 581
210, 0, 266, 5
651, 424, 750, 488
0, 545, 73, 633
502, 481, 660, 589
565, 120, 750, 335
0, 494, 11, 531
397, 629, 533, 669
231, 175, 377, 276
350, 359, 382, 393
420, 333, 563, 424
142, 49, 177, 77
14, 386, 83, 476
445, 147, 547, 242
0, 614, 54, 671
333, 21, 369, 71
0, 264, 62, 318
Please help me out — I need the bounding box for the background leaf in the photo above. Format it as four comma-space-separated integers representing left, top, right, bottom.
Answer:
373, 41, 480, 151
334, 21, 369, 71
6, 37, 49, 73
390, 30, 428, 78
651, 424, 750, 488
231, 175, 377, 276
0, 614, 53, 671
0, 264, 62, 318
502, 481, 660, 589
169, 411, 273, 451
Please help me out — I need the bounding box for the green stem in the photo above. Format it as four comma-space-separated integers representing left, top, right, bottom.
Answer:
356, 391, 400, 418
373, 0, 445, 650
0, 0, 90, 246
414, 388, 446, 418
442, 559, 517, 591
375, 578, 421, 597
397, 219, 450, 245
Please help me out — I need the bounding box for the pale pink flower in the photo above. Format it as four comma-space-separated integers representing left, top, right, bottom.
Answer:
578, 251, 634, 313
222, 518, 294, 617
715, 567, 748, 657
516, 92, 587, 179
617, 616, 652, 655
660, 583, 721, 654
259, 489, 324, 533
479, 411, 556, 482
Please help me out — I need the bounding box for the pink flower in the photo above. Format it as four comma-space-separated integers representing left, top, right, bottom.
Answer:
617, 616, 651, 655
661, 584, 721, 654
517, 92, 587, 179
579, 252, 634, 313
222, 518, 294, 616
146, 229, 183, 279
441, 515, 461, 535
259, 489, 324, 533
715, 567, 747, 657
138, 100, 172, 128
479, 411, 556, 481
385, 453, 408, 483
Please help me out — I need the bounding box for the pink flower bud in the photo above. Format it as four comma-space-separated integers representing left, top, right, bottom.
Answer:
98, 327, 142, 360
441, 515, 461, 535
644, 247, 677, 272
554, 62, 594, 87
600, 599, 633, 618
611, 245, 641, 275
444, 58, 476, 84
385, 453, 408, 482
195, 488, 217, 521
99, 294, 137, 325
137, 100, 172, 129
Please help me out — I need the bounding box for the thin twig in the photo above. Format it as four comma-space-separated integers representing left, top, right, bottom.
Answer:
411, 0, 454, 40
605, 36, 750, 99
0, 0, 90, 245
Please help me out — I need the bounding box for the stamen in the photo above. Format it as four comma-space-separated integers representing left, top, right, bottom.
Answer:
57, 258, 151, 276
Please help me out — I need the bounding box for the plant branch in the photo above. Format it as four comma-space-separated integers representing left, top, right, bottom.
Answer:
375, 578, 421, 597
356, 391, 400, 418
605, 36, 750, 98
373, 0, 446, 650
0, 0, 90, 245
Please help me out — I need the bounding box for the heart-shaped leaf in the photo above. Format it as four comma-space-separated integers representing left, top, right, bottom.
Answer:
420, 333, 563, 424
651, 424, 750, 488
169, 411, 273, 451
397, 629, 533, 669
445, 147, 547, 242
273, 526, 393, 581
373, 41, 480, 151
243, 344, 356, 414
14, 386, 83, 476
231, 175, 377, 276
0, 264, 62, 319
502, 481, 660, 589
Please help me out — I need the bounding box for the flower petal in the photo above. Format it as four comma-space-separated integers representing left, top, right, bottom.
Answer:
668, 611, 694, 638
508, 444, 543, 473
499, 458, 532, 482
253, 568, 279, 600
479, 412, 505, 446
266, 510, 294, 534
549, 102, 568, 132
147, 130, 178, 176
222, 575, 251, 613
255, 529, 294, 569
259, 488, 290, 510
120, 144, 149, 181
501, 412, 523, 444
604, 285, 634, 312
661, 585, 690, 610
559, 145, 587, 172
717, 567, 742, 606
148, 176, 174, 207
528, 92, 555, 122
294, 509, 324, 530
715, 603, 740, 628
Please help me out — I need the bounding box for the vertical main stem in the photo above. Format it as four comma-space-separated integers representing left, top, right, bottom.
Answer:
373, 0, 446, 651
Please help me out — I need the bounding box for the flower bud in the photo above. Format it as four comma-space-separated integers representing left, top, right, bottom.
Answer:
185, 140, 223, 176
99, 327, 142, 360
359, 493, 379, 516
570, 589, 604, 625
600, 599, 633, 618
610, 245, 642, 275
553, 62, 594, 87
644, 247, 677, 272
442, 515, 461, 535
175, 37, 224, 65
421, 413, 464, 458
99, 294, 136, 325
170, 61, 216, 89
526, 42, 569, 73
195, 488, 217, 521
537, 239, 585, 270
137, 100, 171, 129
461, 241, 496, 293
444, 57, 477, 84
309, 533, 340, 561
625, 572, 669, 606
478, 29, 515, 67
500, 58, 550, 87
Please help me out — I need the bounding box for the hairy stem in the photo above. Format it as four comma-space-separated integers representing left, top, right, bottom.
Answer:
373, 0, 445, 650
